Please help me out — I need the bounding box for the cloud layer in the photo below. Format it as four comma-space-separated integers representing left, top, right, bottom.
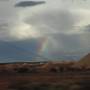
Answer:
0, 0, 90, 61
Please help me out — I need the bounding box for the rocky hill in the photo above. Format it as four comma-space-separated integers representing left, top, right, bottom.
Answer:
78, 53, 90, 67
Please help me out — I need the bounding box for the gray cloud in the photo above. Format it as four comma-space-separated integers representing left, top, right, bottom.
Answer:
15, 1, 45, 7
82, 24, 90, 32
0, 0, 9, 2
24, 9, 80, 50
25, 9, 78, 34
23, 6, 90, 54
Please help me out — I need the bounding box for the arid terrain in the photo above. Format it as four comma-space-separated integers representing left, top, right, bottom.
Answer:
0, 54, 90, 90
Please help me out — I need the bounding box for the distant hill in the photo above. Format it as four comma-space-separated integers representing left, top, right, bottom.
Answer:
78, 53, 90, 67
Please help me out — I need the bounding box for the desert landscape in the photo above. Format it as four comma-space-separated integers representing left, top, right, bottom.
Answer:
0, 0, 90, 90
0, 54, 90, 90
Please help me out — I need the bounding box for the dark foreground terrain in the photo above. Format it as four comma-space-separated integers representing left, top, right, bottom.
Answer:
1, 73, 90, 90
0, 61, 90, 90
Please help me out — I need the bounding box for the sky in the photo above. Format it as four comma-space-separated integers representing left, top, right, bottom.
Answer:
0, 0, 90, 62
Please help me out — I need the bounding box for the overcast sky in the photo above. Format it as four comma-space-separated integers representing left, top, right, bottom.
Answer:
0, 0, 90, 61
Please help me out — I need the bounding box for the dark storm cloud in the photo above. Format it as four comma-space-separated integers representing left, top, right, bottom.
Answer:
15, 1, 45, 7
0, 38, 44, 62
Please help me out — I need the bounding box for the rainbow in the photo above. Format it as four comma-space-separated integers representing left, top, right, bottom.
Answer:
37, 37, 48, 55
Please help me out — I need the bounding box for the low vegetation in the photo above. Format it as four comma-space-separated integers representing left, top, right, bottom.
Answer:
8, 80, 90, 90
